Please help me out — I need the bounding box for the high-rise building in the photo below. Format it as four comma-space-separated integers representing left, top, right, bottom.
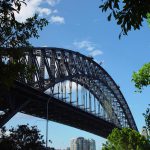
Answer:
83, 138, 89, 150
70, 138, 77, 150
141, 126, 149, 139
70, 137, 96, 150
88, 139, 96, 150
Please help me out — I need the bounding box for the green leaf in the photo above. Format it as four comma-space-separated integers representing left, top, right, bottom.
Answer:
107, 13, 112, 21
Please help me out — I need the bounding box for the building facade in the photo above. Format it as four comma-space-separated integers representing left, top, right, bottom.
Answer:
70, 137, 96, 150
88, 139, 96, 150
141, 126, 149, 139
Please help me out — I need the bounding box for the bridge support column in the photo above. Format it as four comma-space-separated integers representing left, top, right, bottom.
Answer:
0, 91, 30, 127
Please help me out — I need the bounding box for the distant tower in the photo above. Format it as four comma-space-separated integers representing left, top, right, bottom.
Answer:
70, 138, 77, 150
70, 137, 96, 150
141, 126, 149, 139
70, 137, 87, 150
83, 138, 89, 150
88, 139, 96, 150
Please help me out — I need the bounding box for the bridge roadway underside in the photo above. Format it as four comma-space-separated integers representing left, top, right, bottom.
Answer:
0, 82, 117, 138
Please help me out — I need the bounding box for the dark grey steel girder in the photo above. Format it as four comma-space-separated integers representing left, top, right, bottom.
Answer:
14, 47, 138, 131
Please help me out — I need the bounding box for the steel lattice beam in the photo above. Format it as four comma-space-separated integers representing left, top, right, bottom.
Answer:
0, 47, 138, 135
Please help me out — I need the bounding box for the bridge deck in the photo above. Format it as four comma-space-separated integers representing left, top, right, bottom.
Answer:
0, 82, 117, 138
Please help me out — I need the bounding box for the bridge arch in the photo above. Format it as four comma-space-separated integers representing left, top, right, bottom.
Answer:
19, 47, 137, 131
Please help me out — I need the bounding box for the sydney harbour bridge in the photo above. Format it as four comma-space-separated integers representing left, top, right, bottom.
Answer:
0, 47, 138, 138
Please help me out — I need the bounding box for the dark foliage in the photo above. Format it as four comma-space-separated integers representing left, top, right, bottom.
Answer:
99, 0, 150, 38
0, 0, 48, 87
143, 105, 150, 136
0, 124, 47, 150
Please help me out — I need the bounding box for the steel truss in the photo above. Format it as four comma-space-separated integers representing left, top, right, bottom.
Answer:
0, 47, 138, 136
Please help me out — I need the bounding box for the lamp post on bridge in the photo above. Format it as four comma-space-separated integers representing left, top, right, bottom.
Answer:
46, 98, 50, 149
46, 87, 54, 149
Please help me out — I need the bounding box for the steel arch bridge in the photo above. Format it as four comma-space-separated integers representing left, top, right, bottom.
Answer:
0, 47, 137, 138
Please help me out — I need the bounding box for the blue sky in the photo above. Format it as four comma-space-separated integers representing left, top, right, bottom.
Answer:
6, 0, 150, 149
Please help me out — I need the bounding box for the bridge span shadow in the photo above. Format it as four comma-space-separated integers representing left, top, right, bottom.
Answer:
0, 81, 117, 138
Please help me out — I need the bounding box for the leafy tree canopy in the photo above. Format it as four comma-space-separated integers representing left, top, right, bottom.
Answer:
143, 105, 150, 136
132, 63, 150, 91
102, 128, 150, 150
0, 0, 48, 87
0, 0, 48, 47
0, 124, 48, 150
99, 0, 150, 38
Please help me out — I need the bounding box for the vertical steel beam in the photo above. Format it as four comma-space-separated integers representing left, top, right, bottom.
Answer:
76, 83, 78, 106
69, 81, 72, 103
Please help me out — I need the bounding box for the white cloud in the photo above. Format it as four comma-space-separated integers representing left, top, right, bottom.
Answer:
50, 15, 65, 24
42, 45, 48, 47
73, 41, 94, 51
0, 129, 11, 137
65, 81, 81, 91
73, 40, 103, 57
37, 7, 52, 16
46, 0, 60, 6
89, 50, 103, 57
45, 81, 81, 96
53, 9, 58, 13
14, 0, 63, 22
